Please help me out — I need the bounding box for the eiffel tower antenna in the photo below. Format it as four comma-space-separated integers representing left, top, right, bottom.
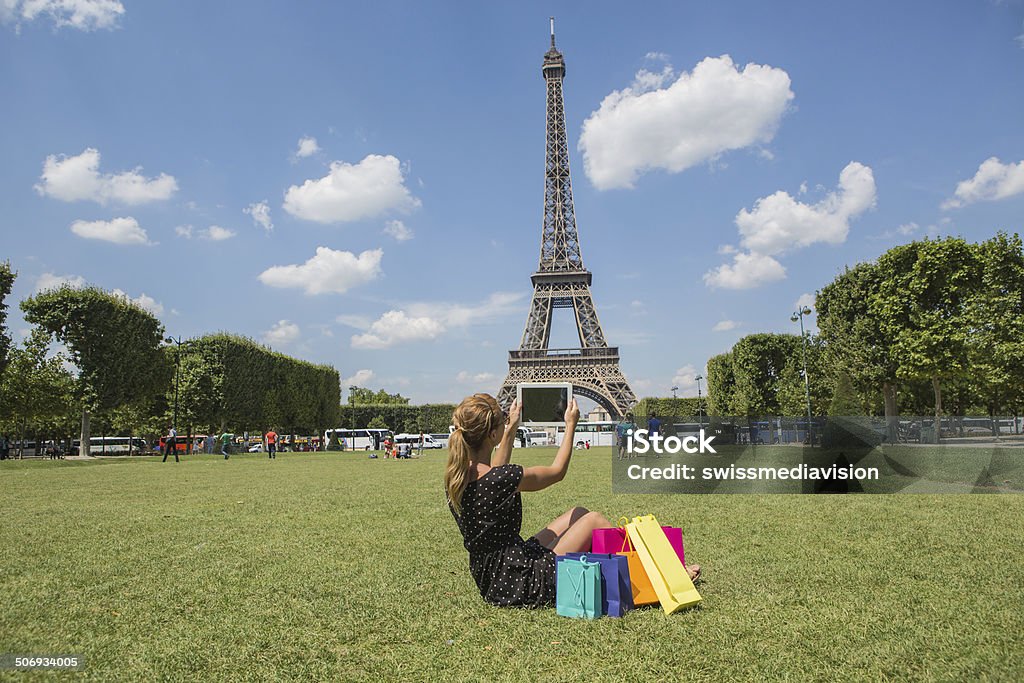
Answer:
497, 24, 637, 417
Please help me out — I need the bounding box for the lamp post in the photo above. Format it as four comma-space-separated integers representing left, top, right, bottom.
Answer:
790, 307, 814, 446
695, 375, 704, 428
164, 336, 183, 435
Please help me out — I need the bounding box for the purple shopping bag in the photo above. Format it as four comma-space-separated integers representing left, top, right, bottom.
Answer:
559, 552, 634, 617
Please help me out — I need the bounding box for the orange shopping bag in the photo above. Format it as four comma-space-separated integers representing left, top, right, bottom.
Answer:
613, 517, 659, 606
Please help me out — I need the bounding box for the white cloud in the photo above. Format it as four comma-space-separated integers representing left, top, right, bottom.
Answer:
705, 162, 876, 289
735, 162, 876, 255
174, 224, 235, 241
263, 320, 300, 347
112, 289, 163, 315
35, 272, 85, 292
2, 0, 124, 31
404, 292, 523, 328
941, 157, 1024, 209
456, 371, 497, 384
282, 154, 421, 223
794, 293, 816, 312
351, 311, 445, 350
383, 219, 413, 242
70, 217, 151, 245
671, 364, 701, 397
295, 136, 320, 159
341, 369, 375, 388
897, 222, 919, 236
258, 247, 383, 295
579, 55, 794, 190
244, 201, 273, 233
336, 314, 372, 330
350, 292, 524, 350
204, 225, 235, 241
712, 320, 739, 332
35, 148, 176, 205
703, 251, 786, 289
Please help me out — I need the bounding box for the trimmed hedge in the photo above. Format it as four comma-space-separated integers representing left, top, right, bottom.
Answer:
178, 334, 340, 434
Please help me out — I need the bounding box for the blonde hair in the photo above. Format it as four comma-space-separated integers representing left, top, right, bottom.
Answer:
445, 393, 504, 515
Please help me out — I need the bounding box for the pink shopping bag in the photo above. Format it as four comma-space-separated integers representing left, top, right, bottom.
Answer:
592, 516, 686, 566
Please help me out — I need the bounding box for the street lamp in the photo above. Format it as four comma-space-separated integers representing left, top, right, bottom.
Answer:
790, 306, 814, 446
695, 375, 704, 428
164, 336, 183, 434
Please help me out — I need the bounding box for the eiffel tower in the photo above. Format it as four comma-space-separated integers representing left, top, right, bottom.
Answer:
497, 22, 636, 418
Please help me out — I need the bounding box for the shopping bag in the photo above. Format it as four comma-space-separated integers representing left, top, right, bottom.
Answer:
615, 531, 659, 606
562, 553, 633, 617
593, 517, 686, 565
556, 555, 603, 619
626, 514, 701, 614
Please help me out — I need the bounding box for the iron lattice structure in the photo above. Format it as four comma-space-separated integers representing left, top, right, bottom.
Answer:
497, 29, 637, 418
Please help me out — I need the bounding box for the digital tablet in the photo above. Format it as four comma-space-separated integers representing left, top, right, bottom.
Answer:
516, 382, 572, 426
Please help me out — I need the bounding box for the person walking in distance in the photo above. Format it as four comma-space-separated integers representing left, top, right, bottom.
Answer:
265, 428, 278, 459
162, 424, 179, 463
219, 430, 232, 459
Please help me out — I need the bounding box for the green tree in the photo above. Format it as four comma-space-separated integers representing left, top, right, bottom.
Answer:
706, 352, 735, 415
817, 261, 901, 438
730, 333, 802, 416
0, 330, 78, 452
829, 371, 863, 416
348, 386, 409, 406
20, 286, 170, 456
367, 414, 389, 430
969, 232, 1024, 416
872, 238, 978, 439
0, 262, 14, 378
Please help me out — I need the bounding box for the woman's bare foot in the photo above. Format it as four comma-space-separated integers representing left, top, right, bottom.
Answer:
686, 564, 701, 582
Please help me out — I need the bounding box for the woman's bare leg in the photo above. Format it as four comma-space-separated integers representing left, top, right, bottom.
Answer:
531, 506, 590, 549
552, 511, 613, 555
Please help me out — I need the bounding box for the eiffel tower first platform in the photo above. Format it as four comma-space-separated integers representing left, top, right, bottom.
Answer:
497, 23, 637, 418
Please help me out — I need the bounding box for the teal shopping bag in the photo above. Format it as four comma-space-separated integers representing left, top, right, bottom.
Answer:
556, 554, 603, 619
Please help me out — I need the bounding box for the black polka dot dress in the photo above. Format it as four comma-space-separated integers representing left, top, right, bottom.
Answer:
450, 463, 557, 607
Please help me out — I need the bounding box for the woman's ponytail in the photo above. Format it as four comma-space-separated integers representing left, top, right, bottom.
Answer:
445, 427, 471, 515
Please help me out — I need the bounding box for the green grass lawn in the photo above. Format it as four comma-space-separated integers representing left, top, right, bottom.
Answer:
1, 448, 1023, 682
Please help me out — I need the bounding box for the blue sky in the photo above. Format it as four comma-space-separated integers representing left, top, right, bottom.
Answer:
2, 1, 1023, 409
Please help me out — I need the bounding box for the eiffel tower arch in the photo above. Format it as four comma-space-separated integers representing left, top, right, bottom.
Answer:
497, 23, 637, 418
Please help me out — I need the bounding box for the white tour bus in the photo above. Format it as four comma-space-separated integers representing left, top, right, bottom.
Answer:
394, 433, 443, 449
553, 421, 617, 448
71, 436, 149, 455
323, 428, 392, 451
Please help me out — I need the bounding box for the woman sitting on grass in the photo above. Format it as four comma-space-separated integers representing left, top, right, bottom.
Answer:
446, 393, 609, 606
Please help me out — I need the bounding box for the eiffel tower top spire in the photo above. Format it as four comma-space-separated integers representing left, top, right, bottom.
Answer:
537, 16, 583, 276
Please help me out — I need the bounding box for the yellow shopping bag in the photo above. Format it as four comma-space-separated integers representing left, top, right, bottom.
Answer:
625, 514, 701, 614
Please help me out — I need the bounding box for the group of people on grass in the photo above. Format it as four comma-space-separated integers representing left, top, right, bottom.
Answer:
161, 427, 270, 462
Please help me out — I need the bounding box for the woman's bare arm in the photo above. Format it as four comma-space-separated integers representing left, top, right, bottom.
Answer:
491, 399, 521, 467
519, 399, 580, 492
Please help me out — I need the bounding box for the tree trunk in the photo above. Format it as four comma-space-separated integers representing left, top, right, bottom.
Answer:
932, 377, 943, 444
81, 408, 91, 457
883, 382, 898, 443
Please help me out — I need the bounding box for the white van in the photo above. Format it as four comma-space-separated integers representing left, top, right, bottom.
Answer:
323, 428, 392, 450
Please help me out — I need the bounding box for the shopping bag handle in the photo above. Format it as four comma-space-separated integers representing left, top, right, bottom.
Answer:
566, 556, 594, 608
616, 519, 636, 553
